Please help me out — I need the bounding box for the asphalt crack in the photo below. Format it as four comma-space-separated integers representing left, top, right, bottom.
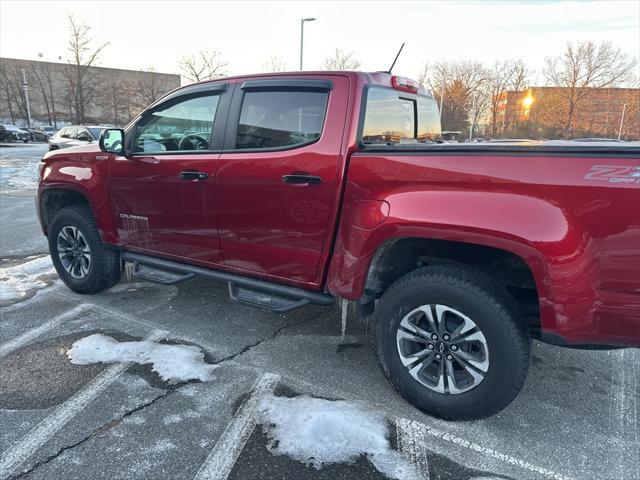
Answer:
9, 382, 188, 480
9, 310, 324, 478
211, 311, 324, 366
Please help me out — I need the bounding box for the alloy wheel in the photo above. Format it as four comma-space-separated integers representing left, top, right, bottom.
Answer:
396, 304, 489, 394
56, 226, 91, 279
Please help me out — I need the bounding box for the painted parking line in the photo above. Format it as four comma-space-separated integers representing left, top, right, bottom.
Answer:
0, 303, 91, 358
395, 418, 574, 480
194, 373, 280, 480
610, 349, 639, 480
396, 418, 430, 479
0, 329, 168, 480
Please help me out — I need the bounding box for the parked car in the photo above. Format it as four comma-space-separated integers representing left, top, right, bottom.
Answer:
48, 125, 108, 150
37, 71, 640, 420
0, 124, 8, 142
2, 124, 30, 143
24, 128, 49, 142
42, 125, 58, 138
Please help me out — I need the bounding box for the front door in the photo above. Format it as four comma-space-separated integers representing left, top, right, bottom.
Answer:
108, 86, 228, 265
216, 77, 349, 286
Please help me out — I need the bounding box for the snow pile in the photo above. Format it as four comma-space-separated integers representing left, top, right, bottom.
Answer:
0, 145, 45, 194
1, 162, 40, 191
257, 394, 418, 480
0, 255, 56, 304
67, 334, 218, 383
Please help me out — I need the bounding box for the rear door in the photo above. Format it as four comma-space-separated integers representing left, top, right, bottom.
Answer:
216, 76, 350, 286
107, 83, 231, 265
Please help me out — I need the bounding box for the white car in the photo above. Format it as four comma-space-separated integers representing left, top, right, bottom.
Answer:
48, 126, 108, 150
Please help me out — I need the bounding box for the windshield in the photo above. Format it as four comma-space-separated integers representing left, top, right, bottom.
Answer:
362, 87, 441, 145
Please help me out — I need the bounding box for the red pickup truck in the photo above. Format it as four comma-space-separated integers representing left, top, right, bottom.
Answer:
37, 71, 640, 419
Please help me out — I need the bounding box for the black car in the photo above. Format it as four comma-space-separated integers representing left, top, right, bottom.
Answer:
24, 128, 49, 142
1, 124, 30, 143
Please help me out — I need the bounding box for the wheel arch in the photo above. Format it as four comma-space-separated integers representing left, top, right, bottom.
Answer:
38, 185, 117, 244
356, 235, 553, 338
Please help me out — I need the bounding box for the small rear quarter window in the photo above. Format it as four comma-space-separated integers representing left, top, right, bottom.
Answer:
362, 86, 441, 145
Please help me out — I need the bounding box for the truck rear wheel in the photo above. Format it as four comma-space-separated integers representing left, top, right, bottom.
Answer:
375, 265, 530, 420
48, 205, 121, 294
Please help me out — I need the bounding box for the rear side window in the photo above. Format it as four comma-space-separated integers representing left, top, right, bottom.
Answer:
362, 87, 441, 145
235, 90, 328, 150
88, 127, 104, 140
417, 96, 441, 142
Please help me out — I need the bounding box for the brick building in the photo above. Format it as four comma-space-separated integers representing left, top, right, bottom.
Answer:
496, 87, 639, 140
0, 57, 181, 128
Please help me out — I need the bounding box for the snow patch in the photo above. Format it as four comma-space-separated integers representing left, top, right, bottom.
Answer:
149, 439, 177, 454
257, 394, 418, 480
122, 415, 146, 426
67, 334, 218, 383
0, 255, 56, 305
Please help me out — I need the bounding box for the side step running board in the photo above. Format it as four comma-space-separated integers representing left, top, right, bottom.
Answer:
121, 252, 335, 312
133, 263, 195, 285
228, 283, 310, 313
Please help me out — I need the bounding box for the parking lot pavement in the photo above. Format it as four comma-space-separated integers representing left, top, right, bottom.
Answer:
1, 145, 639, 480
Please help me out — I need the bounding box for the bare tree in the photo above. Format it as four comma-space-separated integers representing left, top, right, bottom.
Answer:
65, 15, 109, 124
468, 83, 491, 139
31, 62, 60, 127
136, 66, 164, 108
416, 63, 429, 87
427, 61, 488, 133
543, 40, 637, 138
322, 48, 361, 70
0, 64, 29, 123
510, 60, 530, 92
0, 72, 17, 123
262, 55, 287, 72
487, 60, 529, 136
179, 50, 227, 83
99, 72, 134, 126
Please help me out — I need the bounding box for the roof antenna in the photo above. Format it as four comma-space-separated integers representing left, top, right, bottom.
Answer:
386, 43, 405, 74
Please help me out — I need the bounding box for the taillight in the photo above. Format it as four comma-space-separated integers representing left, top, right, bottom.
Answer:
391, 76, 419, 93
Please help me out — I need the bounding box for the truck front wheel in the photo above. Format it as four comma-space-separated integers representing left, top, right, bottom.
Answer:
375, 265, 530, 420
48, 205, 121, 294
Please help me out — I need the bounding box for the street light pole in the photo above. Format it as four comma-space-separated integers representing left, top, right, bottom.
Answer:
299, 17, 316, 70
617, 103, 627, 141
21, 69, 32, 128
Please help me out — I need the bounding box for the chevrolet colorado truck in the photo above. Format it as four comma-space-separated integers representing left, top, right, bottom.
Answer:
37, 71, 640, 419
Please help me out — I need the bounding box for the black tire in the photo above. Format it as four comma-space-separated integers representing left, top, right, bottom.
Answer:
48, 205, 121, 294
375, 265, 530, 420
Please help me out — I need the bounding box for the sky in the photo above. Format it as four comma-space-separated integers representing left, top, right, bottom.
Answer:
1, 0, 639, 85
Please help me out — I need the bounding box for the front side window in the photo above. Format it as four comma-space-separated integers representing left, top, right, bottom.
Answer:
133, 94, 219, 153
362, 87, 441, 145
235, 90, 328, 150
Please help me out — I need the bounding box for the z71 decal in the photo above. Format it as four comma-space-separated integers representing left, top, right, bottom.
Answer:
585, 165, 640, 184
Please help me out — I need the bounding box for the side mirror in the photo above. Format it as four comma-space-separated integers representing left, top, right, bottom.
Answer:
99, 128, 126, 155
77, 133, 92, 142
